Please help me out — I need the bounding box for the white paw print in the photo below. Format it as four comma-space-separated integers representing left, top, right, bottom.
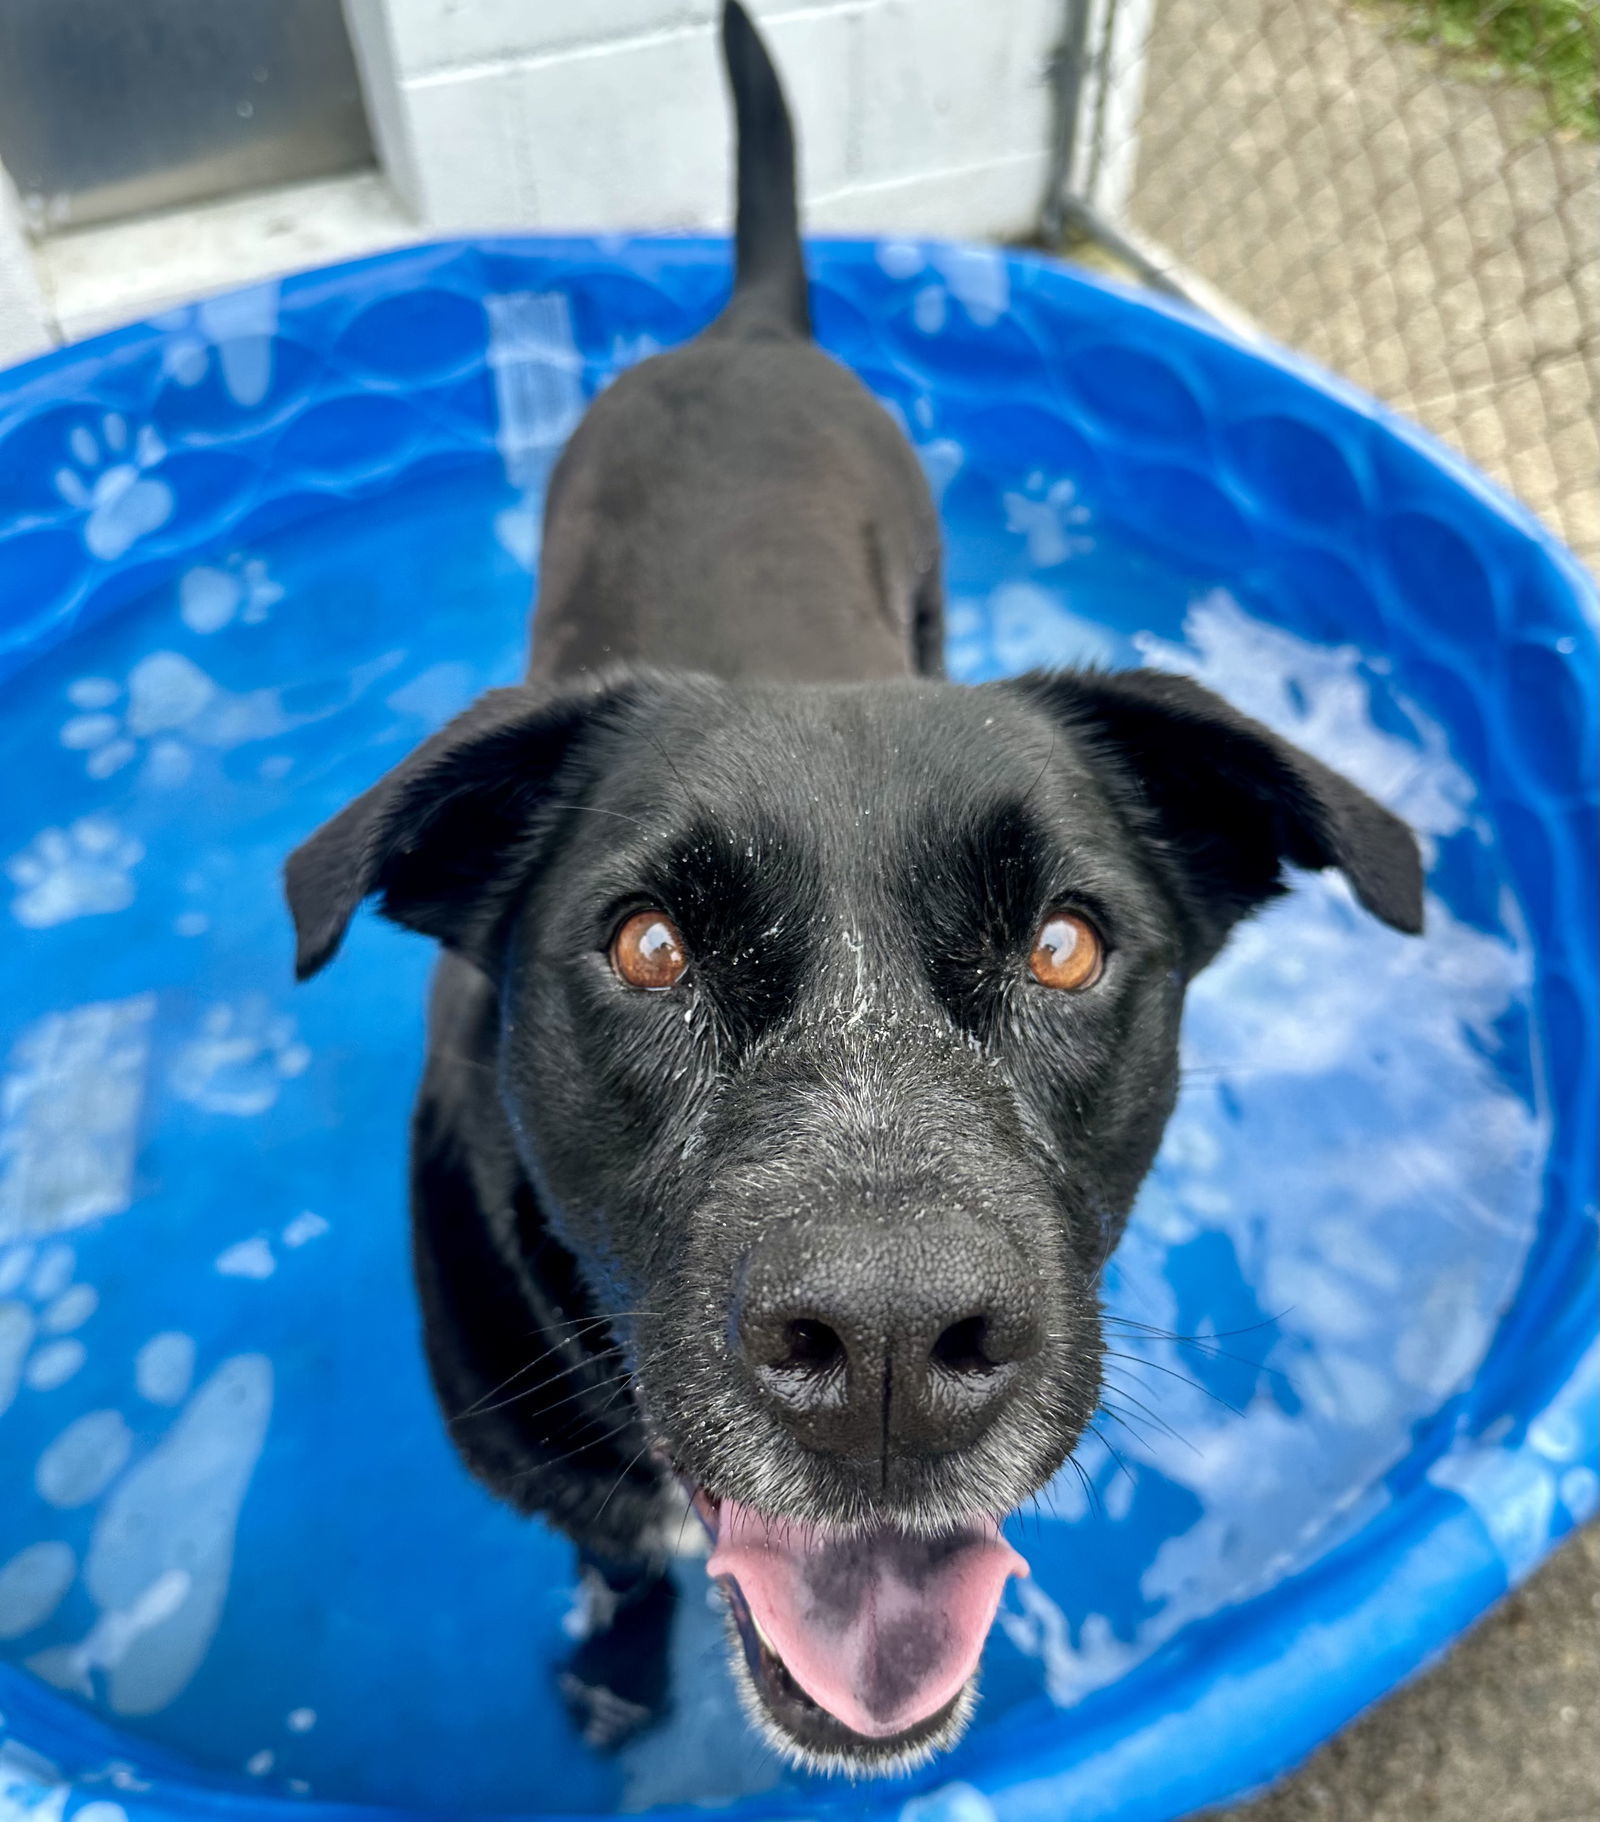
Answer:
159, 280, 281, 407
62, 646, 406, 787
60, 652, 216, 784
912, 283, 948, 336
14, 1350, 273, 1720
988, 579, 1117, 674
7, 817, 144, 930
0, 1240, 98, 1423
168, 998, 310, 1117
2, 1246, 273, 1726
1003, 471, 1093, 568
213, 1212, 329, 1284
179, 552, 283, 635
53, 414, 174, 562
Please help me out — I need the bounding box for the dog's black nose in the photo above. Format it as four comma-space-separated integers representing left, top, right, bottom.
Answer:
734, 1217, 1042, 1460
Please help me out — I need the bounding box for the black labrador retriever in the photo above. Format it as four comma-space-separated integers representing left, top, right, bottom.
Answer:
285, 0, 1422, 1777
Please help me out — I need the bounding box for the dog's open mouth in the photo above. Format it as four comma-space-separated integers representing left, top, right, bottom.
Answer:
697, 1494, 1026, 1769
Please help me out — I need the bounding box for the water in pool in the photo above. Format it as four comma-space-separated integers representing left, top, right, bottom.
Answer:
0, 425, 1545, 1811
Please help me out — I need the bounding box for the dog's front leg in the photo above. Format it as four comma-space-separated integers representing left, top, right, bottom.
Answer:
557, 1548, 677, 1749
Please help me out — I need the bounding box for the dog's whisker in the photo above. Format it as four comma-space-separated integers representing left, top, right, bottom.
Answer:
1099, 1396, 1195, 1459
451, 1334, 618, 1420
638, 721, 708, 825
673, 1494, 699, 1558
1098, 1409, 1157, 1454
460, 1349, 628, 1429
530, 1307, 662, 1334
1084, 1421, 1136, 1489
461, 1366, 636, 1425
1105, 1309, 1286, 1345
1102, 1314, 1296, 1391
1019, 726, 1058, 817
546, 800, 652, 832
1062, 1450, 1103, 1518
450, 1311, 660, 1420
508, 1432, 634, 1480
507, 1405, 644, 1480
1098, 1379, 1196, 1455
1100, 1349, 1250, 1417
592, 1444, 656, 1528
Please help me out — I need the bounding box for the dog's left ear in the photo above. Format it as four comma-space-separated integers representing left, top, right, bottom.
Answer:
1007, 668, 1424, 967
284, 676, 637, 980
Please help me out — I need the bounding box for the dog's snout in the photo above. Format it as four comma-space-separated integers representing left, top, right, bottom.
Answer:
734, 1217, 1042, 1462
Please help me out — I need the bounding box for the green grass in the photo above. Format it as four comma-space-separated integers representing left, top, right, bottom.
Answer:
1373, 0, 1600, 136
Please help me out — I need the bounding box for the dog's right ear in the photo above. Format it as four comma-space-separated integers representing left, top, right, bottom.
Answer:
284, 677, 631, 980
1003, 667, 1424, 971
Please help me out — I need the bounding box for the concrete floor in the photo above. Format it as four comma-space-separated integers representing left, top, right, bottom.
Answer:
1209, 1522, 1600, 1822
1121, 20, 1599, 1802
1126, 0, 1600, 573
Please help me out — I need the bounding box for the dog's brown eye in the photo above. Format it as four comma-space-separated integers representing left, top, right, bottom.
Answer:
611, 911, 688, 990
1029, 911, 1103, 991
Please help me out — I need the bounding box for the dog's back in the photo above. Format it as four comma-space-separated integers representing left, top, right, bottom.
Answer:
527, 1, 943, 686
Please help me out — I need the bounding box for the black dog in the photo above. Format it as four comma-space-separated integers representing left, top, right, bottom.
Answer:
285, 0, 1422, 1777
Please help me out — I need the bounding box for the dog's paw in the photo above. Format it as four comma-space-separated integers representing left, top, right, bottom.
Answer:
557, 1565, 676, 1750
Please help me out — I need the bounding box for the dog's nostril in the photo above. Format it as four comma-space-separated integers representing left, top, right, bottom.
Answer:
931, 1315, 993, 1375
778, 1317, 845, 1373
751, 1315, 849, 1416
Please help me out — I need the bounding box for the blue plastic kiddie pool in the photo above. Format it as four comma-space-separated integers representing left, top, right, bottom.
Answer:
0, 237, 1595, 1822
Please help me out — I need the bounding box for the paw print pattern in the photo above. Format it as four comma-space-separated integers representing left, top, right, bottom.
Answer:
158, 280, 280, 407
1003, 471, 1093, 567
0, 995, 155, 1246
53, 415, 174, 562
7, 818, 144, 929
178, 553, 284, 635
883, 243, 1008, 338
14, 1353, 273, 1720
60, 647, 404, 786
945, 580, 1118, 681
0, 1540, 78, 1643
58, 675, 133, 779
60, 653, 212, 785
168, 999, 311, 1117
213, 1211, 329, 1284
0, 1242, 97, 1422
2, 1247, 274, 1724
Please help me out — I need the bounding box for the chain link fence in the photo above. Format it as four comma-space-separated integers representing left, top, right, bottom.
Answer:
1048, 0, 1599, 573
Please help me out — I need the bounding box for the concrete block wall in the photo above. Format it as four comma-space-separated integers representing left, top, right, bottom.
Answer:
0, 2, 1067, 356
347, 0, 1065, 241
0, 169, 52, 366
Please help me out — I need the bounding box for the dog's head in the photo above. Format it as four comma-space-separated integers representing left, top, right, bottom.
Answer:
286, 667, 1421, 1771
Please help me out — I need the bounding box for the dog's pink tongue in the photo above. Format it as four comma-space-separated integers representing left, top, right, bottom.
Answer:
708, 1503, 1026, 1739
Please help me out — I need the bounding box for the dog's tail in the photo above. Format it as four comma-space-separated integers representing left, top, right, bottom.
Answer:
719, 0, 811, 337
